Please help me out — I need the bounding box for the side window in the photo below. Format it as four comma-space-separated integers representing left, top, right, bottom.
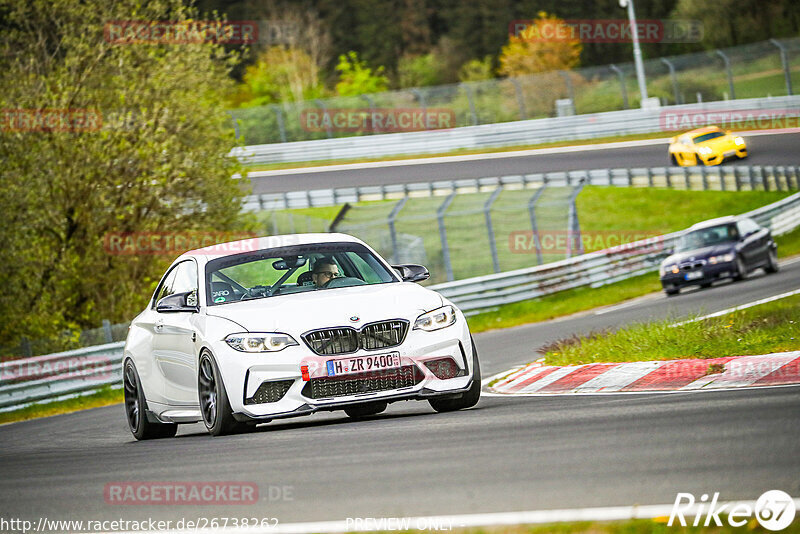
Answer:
172, 261, 198, 294
153, 268, 178, 308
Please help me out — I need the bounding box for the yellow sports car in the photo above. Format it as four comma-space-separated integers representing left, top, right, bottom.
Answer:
668, 126, 747, 166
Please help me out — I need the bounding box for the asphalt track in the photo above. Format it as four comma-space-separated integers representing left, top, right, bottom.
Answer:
248, 131, 800, 194
1, 260, 798, 528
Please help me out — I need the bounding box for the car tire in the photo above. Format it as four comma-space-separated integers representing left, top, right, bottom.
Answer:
733, 256, 747, 281
124, 359, 178, 440
429, 340, 481, 413
198, 351, 249, 437
669, 154, 678, 166
700, 282, 712, 289
664, 288, 679, 296
344, 402, 388, 418
764, 248, 779, 274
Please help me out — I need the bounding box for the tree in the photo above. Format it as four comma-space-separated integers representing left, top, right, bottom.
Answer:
498, 12, 582, 77
236, 46, 327, 106
0, 0, 249, 349
458, 56, 494, 82
334, 51, 389, 96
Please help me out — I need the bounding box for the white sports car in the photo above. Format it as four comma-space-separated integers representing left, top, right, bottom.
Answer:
123, 233, 480, 438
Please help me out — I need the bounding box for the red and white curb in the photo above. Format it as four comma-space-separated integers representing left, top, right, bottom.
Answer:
487, 351, 800, 395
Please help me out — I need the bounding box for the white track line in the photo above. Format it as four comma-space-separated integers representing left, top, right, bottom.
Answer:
571, 361, 662, 393
671, 287, 800, 327
518, 365, 583, 393
107, 498, 800, 533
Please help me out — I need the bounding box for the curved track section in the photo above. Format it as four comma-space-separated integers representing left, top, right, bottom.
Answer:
1, 261, 799, 527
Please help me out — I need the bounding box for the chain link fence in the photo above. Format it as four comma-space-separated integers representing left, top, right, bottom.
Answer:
231, 38, 800, 145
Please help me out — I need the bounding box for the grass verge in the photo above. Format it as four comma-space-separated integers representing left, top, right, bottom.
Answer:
542, 294, 800, 367
350, 517, 800, 533
0, 385, 122, 425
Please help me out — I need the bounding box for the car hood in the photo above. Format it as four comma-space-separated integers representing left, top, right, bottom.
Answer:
663, 243, 735, 265
205, 282, 443, 333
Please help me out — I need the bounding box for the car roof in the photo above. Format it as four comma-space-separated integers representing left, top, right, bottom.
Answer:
177, 232, 366, 261
688, 215, 740, 230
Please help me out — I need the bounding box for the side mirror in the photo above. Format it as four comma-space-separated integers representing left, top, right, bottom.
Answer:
392, 264, 430, 283
157, 290, 199, 313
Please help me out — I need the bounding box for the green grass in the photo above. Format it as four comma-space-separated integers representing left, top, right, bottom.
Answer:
355, 517, 800, 533
0, 385, 122, 425
775, 225, 800, 257
542, 294, 800, 367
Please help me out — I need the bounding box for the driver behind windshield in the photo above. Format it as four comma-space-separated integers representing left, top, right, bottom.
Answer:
311, 257, 340, 288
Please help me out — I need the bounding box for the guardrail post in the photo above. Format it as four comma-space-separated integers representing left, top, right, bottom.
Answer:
659, 58, 681, 104
790, 166, 799, 190
558, 71, 576, 113
272, 105, 287, 143
461, 83, 479, 125
748, 166, 756, 190
102, 319, 113, 344
646, 167, 653, 187
715, 50, 736, 100
314, 99, 333, 138
770, 39, 793, 96
762, 167, 771, 192
437, 192, 457, 282
683, 166, 690, 190
566, 179, 586, 258
527, 184, 547, 265
484, 187, 503, 273
700, 166, 708, 190
732, 167, 740, 191
777, 166, 787, 191
271, 211, 278, 234
387, 197, 408, 263
510, 78, 527, 120
626, 167, 633, 186
609, 64, 628, 109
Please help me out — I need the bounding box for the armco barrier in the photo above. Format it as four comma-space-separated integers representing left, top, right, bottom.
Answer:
231, 95, 800, 165
242, 164, 800, 212
3, 191, 799, 413
428, 191, 800, 312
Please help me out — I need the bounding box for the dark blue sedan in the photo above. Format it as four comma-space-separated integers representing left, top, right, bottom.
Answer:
659, 216, 778, 296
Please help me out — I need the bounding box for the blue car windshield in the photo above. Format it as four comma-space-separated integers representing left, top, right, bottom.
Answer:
676, 224, 738, 252
692, 131, 725, 144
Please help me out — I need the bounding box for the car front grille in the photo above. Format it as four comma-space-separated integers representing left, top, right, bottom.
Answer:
680, 260, 706, 271
245, 379, 294, 405
302, 320, 409, 355
301, 365, 424, 399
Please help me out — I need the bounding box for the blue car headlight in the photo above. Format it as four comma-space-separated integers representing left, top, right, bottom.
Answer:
414, 305, 456, 331
708, 253, 735, 264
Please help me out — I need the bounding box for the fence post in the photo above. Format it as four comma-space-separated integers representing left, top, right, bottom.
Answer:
20, 337, 32, 358
410, 88, 428, 127
228, 111, 241, 142
272, 105, 287, 143
715, 50, 736, 100
102, 319, 113, 344
510, 78, 527, 120
659, 58, 681, 104
314, 99, 333, 139
484, 187, 503, 273
609, 64, 629, 109
437, 192, 457, 282
271, 211, 278, 234
770, 39, 793, 96
527, 183, 547, 265
566, 179, 586, 258
461, 83, 479, 125
559, 71, 576, 113
360, 94, 376, 133
387, 197, 408, 263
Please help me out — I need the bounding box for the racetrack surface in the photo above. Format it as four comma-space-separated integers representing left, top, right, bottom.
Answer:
249, 132, 800, 194
1, 260, 799, 527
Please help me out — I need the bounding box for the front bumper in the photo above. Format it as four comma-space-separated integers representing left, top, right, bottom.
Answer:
660, 260, 736, 290
699, 147, 747, 166
212, 319, 474, 421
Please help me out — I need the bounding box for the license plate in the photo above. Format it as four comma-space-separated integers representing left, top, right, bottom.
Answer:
724, 150, 735, 158
685, 271, 704, 281
326, 352, 401, 376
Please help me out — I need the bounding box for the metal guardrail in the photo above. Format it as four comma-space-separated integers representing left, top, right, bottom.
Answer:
232, 95, 800, 165
428, 191, 800, 313
4, 182, 799, 413
243, 164, 800, 212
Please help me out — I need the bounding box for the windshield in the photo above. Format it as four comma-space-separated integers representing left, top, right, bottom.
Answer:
692, 131, 725, 144
675, 224, 738, 252
204, 242, 397, 305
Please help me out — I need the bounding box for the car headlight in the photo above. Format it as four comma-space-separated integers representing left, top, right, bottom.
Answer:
660, 264, 678, 275
708, 253, 735, 264
698, 146, 713, 155
225, 333, 298, 352
414, 305, 456, 331
734, 136, 745, 146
